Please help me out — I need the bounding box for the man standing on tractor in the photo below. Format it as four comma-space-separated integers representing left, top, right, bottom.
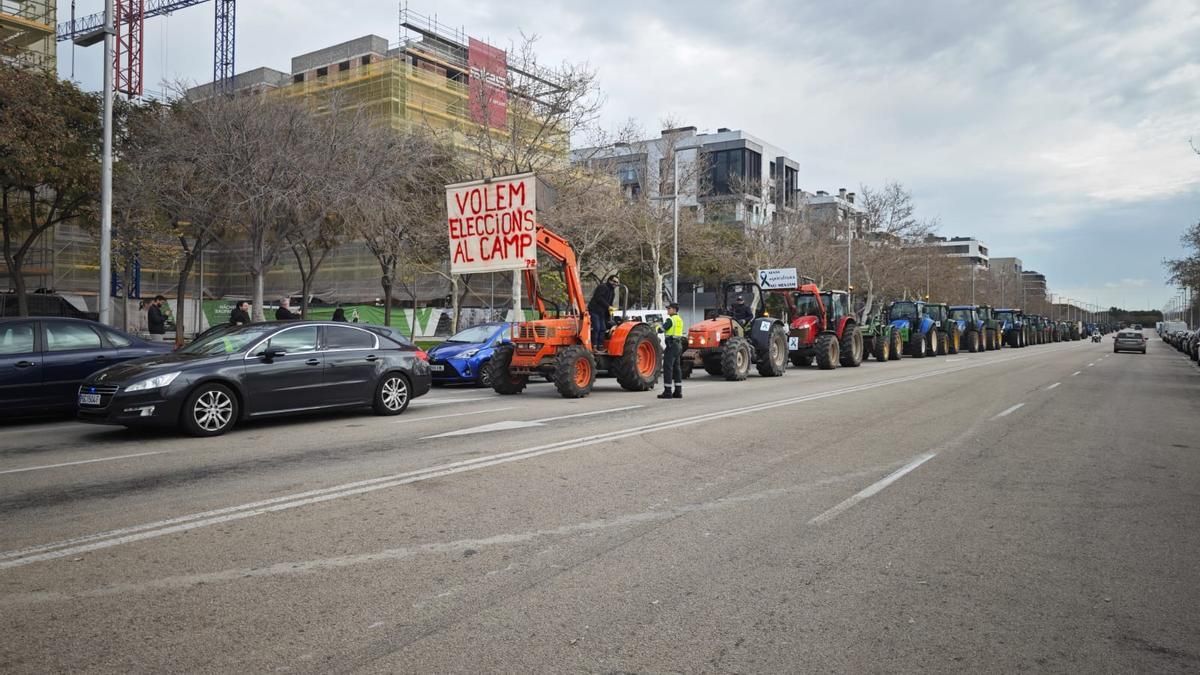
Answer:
588, 275, 619, 348
731, 294, 754, 324
658, 302, 686, 399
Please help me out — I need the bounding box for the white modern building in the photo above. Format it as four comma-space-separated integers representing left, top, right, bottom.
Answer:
573, 126, 801, 228
925, 235, 990, 269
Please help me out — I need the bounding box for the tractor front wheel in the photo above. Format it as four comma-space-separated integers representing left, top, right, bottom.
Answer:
489, 345, 528, 395
614, 324, 662, 391
755, 325, 789, 377
816, 332, 840, 370
889, 330, 903, 360
721, 336, 752, 381
839, 325, 863, 367
873, 333, 890, 362
966, 330, 980, 353
948, 328, 960, 354
553, 345, 596, 398
910, 329, 926, 358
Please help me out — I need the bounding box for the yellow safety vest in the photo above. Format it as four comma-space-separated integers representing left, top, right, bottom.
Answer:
665, 314, 685, 337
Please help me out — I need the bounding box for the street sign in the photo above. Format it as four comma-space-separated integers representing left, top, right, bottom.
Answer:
446, 173, 539, 274
757, 267, 799, 290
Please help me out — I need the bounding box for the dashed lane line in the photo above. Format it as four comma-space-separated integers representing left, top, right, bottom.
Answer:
992, 403, 1025, 419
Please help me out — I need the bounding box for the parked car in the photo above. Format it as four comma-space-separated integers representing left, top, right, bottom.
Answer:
0, 317, 172, 416
1113, 330, 1147, 354
0, 292, 98, 320
427, 322, 512, 386
77, 321, 431, 436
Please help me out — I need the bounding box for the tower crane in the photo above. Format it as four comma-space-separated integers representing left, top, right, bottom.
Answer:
57, 0, 235, 97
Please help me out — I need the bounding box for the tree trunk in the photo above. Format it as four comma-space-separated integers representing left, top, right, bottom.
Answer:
651, 251, 664, 310
1, 189, 30, 317
299, 274, 311, 319
381, 278, 393, 327
175, 251, 196, 347
252, 271, 265, 321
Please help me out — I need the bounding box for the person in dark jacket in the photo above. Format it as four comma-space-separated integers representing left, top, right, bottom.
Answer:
730, 295, 753, 325
658, 303, 686, 399
275, 297, 300, 321
147, 295, 168, 335
588, 275, 619, 347
229, 300, 251, 326
331, 306, 348, 322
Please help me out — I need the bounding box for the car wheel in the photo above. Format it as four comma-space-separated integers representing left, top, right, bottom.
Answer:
477, 360, 493, 388
373, 372, 411, 415
181, 383, 238, 437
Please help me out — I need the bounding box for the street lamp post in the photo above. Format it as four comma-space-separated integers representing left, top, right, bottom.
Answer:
98, 0, 115, 325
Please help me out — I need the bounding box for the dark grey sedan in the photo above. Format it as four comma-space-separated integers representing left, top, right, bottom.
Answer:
78, 322, 431, 436
1113, 330, 1147, 354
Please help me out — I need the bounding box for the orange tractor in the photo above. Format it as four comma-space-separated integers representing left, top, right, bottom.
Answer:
488, 226, 663, 398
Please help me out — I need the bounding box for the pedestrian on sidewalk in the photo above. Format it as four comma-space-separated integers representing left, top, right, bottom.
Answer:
147, 295, 168, 336
229, 300, 251, 326
275, 297, 300, 321
332, 305, 348, 322
658, 302, 686, 399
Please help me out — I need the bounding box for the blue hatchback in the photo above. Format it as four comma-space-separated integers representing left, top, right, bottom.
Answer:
427, 322, 512, 386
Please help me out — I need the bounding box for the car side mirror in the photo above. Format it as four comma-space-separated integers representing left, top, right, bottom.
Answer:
262, 346, 287, 362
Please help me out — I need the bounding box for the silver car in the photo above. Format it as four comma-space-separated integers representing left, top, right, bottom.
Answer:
1113, 330, 1147, 354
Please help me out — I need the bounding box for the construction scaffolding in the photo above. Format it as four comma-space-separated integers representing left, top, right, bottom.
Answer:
0, 0, 56, 71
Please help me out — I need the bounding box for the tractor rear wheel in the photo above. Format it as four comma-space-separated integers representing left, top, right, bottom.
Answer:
966, 330, 979, 353
791, 352, 813, 368
873, 332, 890, 362
839, 325, 863, 367
553, 345, 596, 398
755, 325, 789, 377
703, 356, 723, 376
910, 329, 926, 358
927, 330, 940, 357
948, 328, 960, 354
889, 330, 903, 360
721, 336, 752, 381
816, 332, 840, 370
614, 324, 662, 391
489, 345, 528, 395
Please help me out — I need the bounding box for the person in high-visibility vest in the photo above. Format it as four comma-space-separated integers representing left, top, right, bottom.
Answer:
658, 302, 686, 399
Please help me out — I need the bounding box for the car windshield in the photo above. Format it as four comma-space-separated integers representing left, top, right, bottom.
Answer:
792, 293, 822, 317
447, 324, 499, 344
889, 302, 917, 320
950, 309, 973, 322
181, 325, 277, 355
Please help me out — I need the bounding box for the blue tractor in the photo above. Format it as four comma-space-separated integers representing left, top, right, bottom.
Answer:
887, 300, 943, 358
948, 305, 987, 353
994, 308, 1028, 348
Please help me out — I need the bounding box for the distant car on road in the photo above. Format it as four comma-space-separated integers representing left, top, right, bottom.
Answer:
427, 322, 511, 386
1113, 330, 1147, 354
0, 317, 171, 417
78, 321, 431, 436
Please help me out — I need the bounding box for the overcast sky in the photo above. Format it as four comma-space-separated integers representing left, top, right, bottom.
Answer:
61, 0, 1200, 310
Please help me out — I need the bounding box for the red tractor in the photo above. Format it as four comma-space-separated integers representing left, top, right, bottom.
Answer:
773, 283, 863, 369
681, 282, 790, 380
488, 227, 662, 398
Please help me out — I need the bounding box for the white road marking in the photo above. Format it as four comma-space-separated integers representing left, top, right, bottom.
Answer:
1087, 362, 1095, 367
992, 403, 1025, 419
1071, 371, 1081, 376
808, 452, 937, 526
423, 405, 643, 439
1046, 382, 1061, 390
410, 396, 494, 408
945, 357, 967, 362
0, 451, 167, 476
0, 349, 1044, 570
399, 407, 514, 423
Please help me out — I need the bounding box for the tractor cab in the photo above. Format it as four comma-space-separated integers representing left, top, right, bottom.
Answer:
949, 306, 978, 324
707, 282, 764, 329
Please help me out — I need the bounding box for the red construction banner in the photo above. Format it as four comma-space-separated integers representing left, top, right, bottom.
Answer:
446, 173, 538, 274
468, 37, 508, 129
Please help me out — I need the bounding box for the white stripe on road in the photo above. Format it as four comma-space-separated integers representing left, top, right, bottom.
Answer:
0, 451, 167, 476
533, 405, 642, 423
410, 396, 495, 407
992, 403, 1025, 419
1046, 382, 1061, 390
422, 405, 644, 439
1087, 363, 1095, 367
0, 349, 1044, 570
944, 357, 967, 362
808, 452, 937, 526
399, 407, 514, 423
1071, 371, 1081, 376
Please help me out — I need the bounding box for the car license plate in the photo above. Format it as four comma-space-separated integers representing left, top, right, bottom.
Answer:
79, 393, 101, 406
430, 364, 444, 372
788, 337, 799, 350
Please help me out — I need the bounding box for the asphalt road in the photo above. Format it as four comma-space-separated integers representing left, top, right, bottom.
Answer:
2, 335, 1198, 673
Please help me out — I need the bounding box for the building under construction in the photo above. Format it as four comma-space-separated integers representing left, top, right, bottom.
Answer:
0, 0, 56, 71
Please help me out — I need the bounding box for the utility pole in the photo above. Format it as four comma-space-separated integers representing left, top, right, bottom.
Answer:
98, 0, 115, 325
672, 152, 679, 305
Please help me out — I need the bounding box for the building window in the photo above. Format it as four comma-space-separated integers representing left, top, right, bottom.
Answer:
316, 66, 328, 78
338, 60, 350, 72
784, 167, 798, 206
293, 73, 304, 83
362, 55, 372, 66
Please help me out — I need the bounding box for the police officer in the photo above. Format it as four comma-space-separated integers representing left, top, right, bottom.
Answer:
658, 302, 685, 399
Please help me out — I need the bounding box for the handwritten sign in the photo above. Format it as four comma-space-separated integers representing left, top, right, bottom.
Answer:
446, 173, 538, 274
757, 267, 798, 290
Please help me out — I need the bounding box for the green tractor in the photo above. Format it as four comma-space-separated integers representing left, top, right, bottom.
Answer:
858, 308, 903, 362
976, 305, 1003, 350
